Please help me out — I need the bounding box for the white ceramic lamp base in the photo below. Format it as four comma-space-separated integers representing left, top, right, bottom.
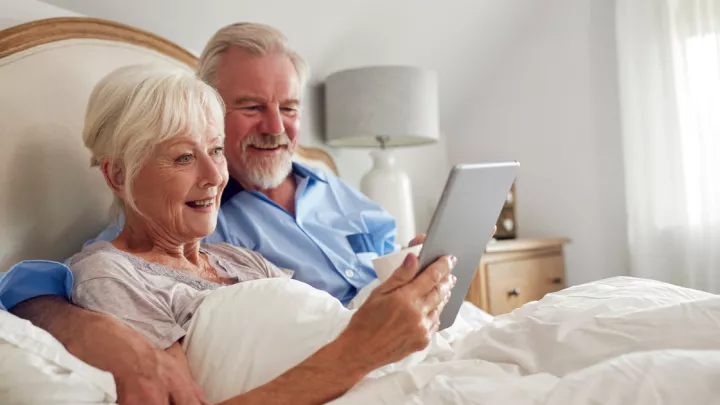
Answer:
360, 150, 416, 246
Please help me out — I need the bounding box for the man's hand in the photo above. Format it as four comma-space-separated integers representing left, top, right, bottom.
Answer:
336, 252, 456, 371
11, 296, 208, 405
114, 346, 210, 405
408, 233, 426, 247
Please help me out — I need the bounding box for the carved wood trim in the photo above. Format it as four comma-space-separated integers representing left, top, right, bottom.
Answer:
295, 145, 339, 175
0, 17, 197, 67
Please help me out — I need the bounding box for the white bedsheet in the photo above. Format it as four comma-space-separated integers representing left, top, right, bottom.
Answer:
185, 277, 720, 404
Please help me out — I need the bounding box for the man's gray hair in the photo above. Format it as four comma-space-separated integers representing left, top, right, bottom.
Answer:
197, 22, 309, 89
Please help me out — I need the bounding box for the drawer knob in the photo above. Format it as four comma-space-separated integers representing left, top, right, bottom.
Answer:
552, 277, 563, 285
508, 288, 520, 297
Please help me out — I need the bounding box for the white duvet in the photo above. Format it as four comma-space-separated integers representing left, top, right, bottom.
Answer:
183, 276, 720, 405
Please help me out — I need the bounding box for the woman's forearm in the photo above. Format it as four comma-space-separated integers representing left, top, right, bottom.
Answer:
219, 332, 371, 405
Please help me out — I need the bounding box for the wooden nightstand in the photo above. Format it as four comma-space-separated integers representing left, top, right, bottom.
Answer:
464, 238, 570, 315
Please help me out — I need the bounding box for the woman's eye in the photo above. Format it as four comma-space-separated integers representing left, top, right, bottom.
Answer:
211, 147, 224, 156
176, 154, 193, 164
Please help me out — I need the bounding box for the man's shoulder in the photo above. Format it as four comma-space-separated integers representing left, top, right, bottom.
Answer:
294, 163, 395, 220
318, 170, 384, 208
297, 163, 361, 196
294, 161, 334, 183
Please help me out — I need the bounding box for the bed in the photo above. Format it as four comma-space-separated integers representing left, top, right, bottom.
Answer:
2, 16, 720, 405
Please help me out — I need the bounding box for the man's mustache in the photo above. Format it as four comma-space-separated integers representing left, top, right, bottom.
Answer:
242, 133, 291, 150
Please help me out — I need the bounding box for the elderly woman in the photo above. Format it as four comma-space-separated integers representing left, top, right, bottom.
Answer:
69, 65, 455, 405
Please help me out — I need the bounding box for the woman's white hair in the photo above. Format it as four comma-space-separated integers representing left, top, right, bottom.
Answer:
83, 64, 226, 221
197, 22, 309, 88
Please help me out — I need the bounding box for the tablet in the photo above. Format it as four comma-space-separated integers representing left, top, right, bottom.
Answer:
417, 161, 519, 330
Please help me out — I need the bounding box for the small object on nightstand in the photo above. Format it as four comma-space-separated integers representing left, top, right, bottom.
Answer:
494, 183, 517, 240
465, 238, 570, 315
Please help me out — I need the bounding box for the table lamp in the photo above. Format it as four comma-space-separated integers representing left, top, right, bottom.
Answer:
324, 65, 440, 245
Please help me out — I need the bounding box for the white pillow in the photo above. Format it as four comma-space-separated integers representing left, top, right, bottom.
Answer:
452, 276, 720, 376
182, 278, 354, 404
0, 310, 117, 404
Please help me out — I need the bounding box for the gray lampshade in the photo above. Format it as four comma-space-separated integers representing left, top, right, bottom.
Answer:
324, 66, 440, 148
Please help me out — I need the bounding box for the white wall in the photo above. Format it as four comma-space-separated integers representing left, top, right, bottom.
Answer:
0, 0, 80, 30
30, 0, 629, 284
444, 0, 629, 285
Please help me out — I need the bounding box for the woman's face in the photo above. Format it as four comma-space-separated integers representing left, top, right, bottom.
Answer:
130, 132, 228, 242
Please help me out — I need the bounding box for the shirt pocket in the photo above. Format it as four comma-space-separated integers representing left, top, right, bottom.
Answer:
346, 232, 376, 254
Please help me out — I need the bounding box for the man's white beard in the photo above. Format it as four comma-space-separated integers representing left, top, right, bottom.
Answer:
242, 151, 293, 189
240, 133, 294, 189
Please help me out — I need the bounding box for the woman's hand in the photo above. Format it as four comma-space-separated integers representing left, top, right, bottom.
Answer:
335, 253, 456, 372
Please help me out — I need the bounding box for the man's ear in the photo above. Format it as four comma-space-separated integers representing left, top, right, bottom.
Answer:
100, 159, 126, 198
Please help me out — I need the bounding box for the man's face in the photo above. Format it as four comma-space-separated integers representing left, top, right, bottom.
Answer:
215, 46, 301, 190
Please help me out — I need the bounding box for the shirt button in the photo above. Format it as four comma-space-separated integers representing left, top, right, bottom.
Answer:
344, 269, 355, 278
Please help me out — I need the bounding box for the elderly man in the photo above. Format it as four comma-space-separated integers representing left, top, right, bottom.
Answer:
0, 22, 446, 405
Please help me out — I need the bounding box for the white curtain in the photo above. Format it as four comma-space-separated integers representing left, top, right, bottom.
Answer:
616, 0, 720, 292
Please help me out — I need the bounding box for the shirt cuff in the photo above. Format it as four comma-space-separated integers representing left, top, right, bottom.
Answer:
0, 260, 73, 311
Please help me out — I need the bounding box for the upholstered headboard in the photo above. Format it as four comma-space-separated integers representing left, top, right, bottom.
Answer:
0, 17, 337, 271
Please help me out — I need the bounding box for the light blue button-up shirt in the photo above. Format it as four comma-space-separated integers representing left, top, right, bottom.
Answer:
206, 163, 399, 304
0, 261, 73, 311
0, 163, 399, 309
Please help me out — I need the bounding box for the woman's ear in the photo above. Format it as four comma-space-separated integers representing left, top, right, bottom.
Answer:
100, 159, 126, 198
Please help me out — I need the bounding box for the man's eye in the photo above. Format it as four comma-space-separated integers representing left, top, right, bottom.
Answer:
211, 147, 224, 156
176, 154, 193, 164
243, 105, 262, 111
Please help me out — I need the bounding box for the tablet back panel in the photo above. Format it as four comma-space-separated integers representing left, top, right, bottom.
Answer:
417, 162, 519, 330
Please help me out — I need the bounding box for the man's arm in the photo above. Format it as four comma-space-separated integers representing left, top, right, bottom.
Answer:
11, 296, 207, 405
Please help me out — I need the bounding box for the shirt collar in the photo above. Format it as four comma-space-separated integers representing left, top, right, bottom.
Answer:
221, 162, 327, 205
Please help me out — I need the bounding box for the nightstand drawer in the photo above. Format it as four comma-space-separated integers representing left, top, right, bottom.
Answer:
486, 255, 565, 315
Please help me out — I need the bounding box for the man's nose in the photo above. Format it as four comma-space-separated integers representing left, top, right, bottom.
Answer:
259, 106, 285, 136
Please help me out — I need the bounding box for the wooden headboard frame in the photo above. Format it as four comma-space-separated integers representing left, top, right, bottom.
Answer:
0, 17, 338, 174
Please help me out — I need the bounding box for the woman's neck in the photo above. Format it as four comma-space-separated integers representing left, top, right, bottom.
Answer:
112, 214, 203, 269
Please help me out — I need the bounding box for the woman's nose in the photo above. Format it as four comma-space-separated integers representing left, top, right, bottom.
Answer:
199, 155, 224, 188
